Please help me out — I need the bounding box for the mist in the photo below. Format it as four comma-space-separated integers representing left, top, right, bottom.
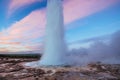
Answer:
68, 30, 120, 65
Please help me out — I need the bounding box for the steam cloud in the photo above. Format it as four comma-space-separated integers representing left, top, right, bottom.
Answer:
68, 30, 120, 65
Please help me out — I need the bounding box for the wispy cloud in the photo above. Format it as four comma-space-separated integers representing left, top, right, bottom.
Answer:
63, 0, 118, 24
0, 9, 45, 52
8, 0, 118, 23
8, 0, 43, 16
1, 0, 119, 52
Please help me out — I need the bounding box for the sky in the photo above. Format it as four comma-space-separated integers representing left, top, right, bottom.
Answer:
0, 0, 120, 53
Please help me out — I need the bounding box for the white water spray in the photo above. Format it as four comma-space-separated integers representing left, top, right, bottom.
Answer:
39, 0, 67, 66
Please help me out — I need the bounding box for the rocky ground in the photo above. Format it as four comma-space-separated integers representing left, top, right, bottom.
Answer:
0, 58, 120, 80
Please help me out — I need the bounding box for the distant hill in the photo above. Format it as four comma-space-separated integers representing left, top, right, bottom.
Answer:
0, 53, 41, 59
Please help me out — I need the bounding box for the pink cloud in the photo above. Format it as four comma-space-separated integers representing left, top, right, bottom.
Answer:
0, 41, 20, 45
8, 9, 45, 39
1, 0, 118, 52
8, 0, 42, 17
63, 0, 118, 24
0, 9, 45, 52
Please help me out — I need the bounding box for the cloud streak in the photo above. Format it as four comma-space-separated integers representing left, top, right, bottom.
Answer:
0, 0, 119, 52
0, 9, 45, 52
8, 0, 43, 17
63, 0, 118, 24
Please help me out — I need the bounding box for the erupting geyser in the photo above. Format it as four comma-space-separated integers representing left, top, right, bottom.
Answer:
39, 0, 67, 66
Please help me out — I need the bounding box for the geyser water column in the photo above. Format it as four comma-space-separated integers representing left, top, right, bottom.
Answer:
39, 0, 67, 65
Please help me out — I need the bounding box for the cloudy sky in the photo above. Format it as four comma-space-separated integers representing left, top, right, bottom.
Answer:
0, 0, 120, 52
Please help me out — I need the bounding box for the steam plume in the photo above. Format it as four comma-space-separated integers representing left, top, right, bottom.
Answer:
39, 0, 67, 66
68, 30, 120, 65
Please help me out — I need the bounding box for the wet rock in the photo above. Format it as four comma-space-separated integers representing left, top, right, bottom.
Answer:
13, 73, 33, 79
0, 58, 120, 80
87, 62, 107, 72
5, 64, 24, 72
98, 72, 118, 80
21, 69, 29, 73
0, 76, 7, 80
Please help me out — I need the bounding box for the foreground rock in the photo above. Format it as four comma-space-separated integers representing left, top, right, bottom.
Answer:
0, 58, 120, 80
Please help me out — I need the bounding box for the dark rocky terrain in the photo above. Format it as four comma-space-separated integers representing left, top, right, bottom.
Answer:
0, 58, 120, 80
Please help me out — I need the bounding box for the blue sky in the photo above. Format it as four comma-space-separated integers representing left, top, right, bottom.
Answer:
66, 3, 120, 43
0, 0, 120, 52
